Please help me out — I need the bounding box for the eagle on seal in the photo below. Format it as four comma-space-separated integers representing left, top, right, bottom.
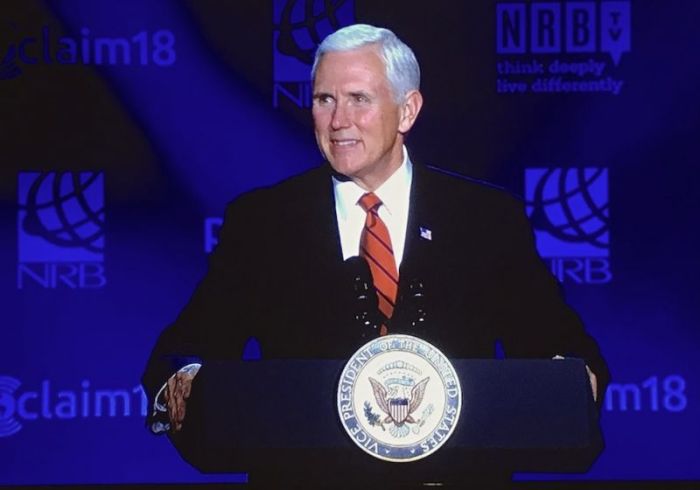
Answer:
368, 377, 430, 426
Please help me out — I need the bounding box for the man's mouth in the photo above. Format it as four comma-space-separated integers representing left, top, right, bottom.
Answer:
331, 139, 360, 148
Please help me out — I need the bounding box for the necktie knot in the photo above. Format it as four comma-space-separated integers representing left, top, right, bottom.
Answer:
358, 192, 382, 213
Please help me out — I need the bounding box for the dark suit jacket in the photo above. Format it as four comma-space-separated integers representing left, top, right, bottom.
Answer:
143, 162, 609, 410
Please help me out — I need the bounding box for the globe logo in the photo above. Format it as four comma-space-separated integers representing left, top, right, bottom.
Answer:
526, 168, 609, 254
18, 172, 105, 262
275, 0, 352, 66
273, 0, 354, 88
0, 376, 22, 437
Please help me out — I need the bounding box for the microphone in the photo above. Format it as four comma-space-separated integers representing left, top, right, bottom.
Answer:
390, 277, 429, 337
344, 256, 385, 339
405, 278, 428, 336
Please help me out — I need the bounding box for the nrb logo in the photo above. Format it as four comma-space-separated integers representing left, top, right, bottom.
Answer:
525, 168, 611, 284
0, 376, 147, 438
272, 0, 354, 108
496, 1, 631, 63
495, 1, 631, 95
17, 171, 106, 289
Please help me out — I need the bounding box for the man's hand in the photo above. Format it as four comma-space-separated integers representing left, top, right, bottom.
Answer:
553, 356, 598, 402
164, 370, 197, 432
586, 365, 598, 402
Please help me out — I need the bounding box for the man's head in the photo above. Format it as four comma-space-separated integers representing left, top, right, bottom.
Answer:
311, 24, 421, 103
311, 24, 423, 191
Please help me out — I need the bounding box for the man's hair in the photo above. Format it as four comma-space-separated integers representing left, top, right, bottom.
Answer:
311, 24, 420, 102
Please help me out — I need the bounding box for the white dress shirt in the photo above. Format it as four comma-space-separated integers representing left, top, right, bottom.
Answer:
333, 146, 413, 268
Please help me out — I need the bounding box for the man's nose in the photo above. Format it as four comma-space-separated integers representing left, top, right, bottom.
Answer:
331, 103, 351, 129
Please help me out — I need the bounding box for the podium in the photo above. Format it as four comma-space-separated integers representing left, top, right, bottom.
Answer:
170, 359, 602, 486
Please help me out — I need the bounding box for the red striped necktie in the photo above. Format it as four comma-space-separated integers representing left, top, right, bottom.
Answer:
358, 192, 399, 336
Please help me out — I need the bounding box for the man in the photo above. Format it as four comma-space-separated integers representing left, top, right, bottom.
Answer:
143, 24, 608, 436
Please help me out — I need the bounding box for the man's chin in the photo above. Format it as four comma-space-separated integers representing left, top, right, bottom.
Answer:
328, 165, 352, 182
327, 161, 364, 181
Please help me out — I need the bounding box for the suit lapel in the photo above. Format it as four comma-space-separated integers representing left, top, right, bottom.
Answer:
305, 165, 345, 271
398, 163, 436, 299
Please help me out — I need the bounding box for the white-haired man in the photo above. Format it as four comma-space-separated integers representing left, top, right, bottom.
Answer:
143, 24, 608, 442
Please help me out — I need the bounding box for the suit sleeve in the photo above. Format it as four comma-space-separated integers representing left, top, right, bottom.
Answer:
493, 194, 610, 403
141, 192, 268, 425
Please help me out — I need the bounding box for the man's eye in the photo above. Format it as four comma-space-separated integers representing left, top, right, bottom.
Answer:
317, 95, 334, 104
354, 94, 369, 103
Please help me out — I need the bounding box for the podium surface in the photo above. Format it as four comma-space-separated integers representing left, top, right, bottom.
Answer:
171, 359, 602, 485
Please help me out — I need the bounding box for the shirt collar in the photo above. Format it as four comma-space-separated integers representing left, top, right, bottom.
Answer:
333, 146, 413, 221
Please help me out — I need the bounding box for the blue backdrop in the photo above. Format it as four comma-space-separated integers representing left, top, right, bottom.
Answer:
1, 0, 699, 485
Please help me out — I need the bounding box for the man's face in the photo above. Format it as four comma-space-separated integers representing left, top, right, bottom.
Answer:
312, 46, 415, 190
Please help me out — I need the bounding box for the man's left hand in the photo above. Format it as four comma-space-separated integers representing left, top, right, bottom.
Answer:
553, 356, 598, 401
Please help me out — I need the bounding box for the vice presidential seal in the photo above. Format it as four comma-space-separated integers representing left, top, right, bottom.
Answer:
337, 334, 462, 462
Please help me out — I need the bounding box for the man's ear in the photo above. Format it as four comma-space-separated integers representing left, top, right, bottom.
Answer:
398, 90, 424, 134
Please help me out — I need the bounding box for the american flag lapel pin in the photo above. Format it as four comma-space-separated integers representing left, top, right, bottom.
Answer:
419, 226, 432, 241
